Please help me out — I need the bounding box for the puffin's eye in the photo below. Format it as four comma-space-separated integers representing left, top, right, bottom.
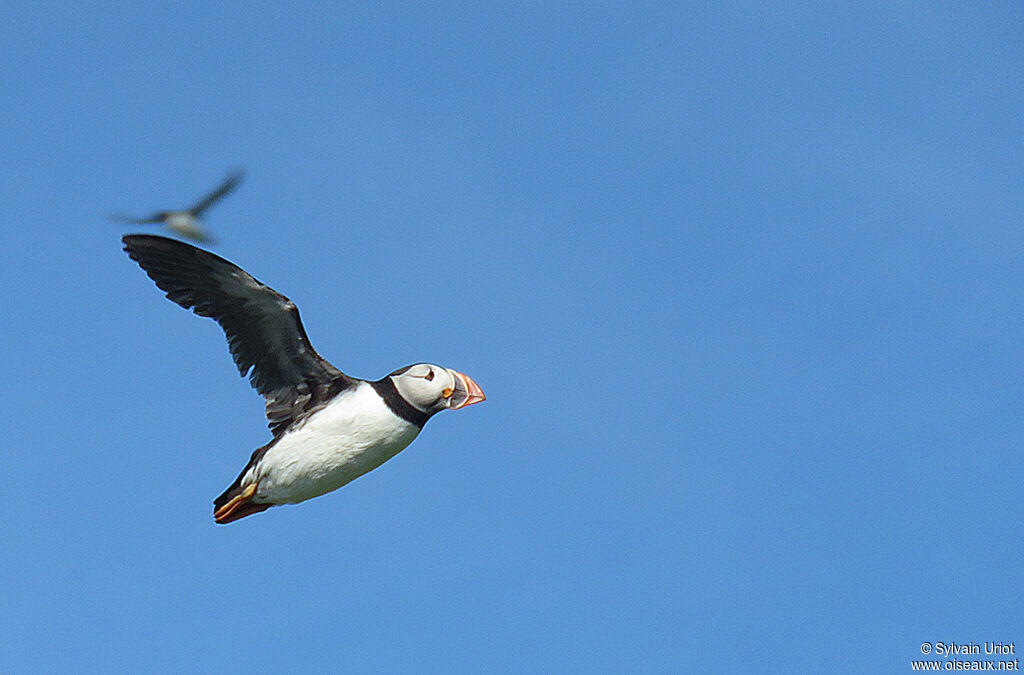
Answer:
425, 369, 435, 381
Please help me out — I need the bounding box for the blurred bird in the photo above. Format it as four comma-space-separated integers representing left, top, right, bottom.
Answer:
111, 170, 244, 243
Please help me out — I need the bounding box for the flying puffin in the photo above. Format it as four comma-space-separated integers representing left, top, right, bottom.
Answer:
122, 234, 485, 523
112, 170, 244, 243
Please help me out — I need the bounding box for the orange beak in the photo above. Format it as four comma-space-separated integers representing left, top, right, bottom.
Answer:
446, 369, 486, 409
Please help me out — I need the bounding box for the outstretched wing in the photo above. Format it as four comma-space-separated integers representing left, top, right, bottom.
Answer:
188, 170, 244, 216
111, 213, 164, 224
123, 234, 356, 436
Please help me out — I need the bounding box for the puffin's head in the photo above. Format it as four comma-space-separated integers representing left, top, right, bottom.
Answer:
389, 363, 486, 415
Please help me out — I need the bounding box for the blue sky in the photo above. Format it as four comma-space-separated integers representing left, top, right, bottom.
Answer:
2, 2, 1022, 672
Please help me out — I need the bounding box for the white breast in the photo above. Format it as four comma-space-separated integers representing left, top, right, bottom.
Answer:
251, 382, 421, 504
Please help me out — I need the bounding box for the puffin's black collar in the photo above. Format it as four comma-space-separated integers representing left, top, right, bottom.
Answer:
371, 377, 431, 428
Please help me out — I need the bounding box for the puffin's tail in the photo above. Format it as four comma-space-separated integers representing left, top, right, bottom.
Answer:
213, 445, 274, 524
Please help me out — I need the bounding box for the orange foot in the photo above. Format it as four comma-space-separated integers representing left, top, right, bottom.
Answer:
214, 482, 271, 524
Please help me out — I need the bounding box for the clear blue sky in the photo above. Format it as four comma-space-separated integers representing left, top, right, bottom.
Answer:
2, 2, 1022, 672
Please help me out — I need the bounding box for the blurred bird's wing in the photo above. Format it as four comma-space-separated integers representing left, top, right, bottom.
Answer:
122, 234, 357, 437
188, 170, 245, 216
111, 213, 164, 224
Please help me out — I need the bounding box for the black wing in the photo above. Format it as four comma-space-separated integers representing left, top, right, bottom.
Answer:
123, 234, 356, 436
188, 170, 244, 216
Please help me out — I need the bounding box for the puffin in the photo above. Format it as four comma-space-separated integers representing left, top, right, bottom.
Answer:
122, 234, 485, 523
112, 170, 244, 243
